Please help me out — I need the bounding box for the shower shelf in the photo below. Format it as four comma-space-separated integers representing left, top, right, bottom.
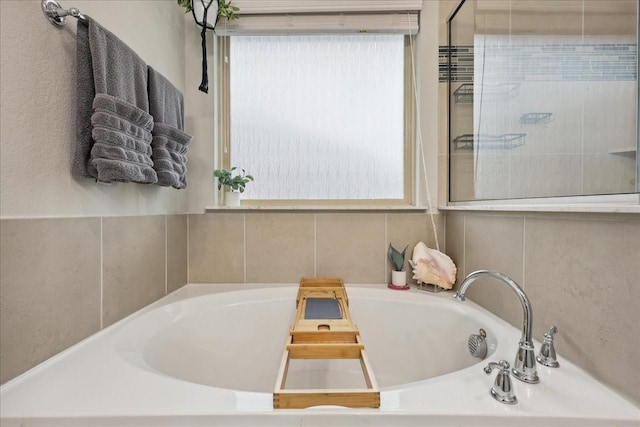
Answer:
452, 133, 527, 151
487, 82, 520, 94
484, 83, 521, 101
453, 84, 473, 103
520, 112, 553, 124
452, 83, 521, 104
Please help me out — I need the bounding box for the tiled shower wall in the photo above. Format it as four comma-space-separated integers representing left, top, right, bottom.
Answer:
0, 215, 188, 383
445, 211, 640, 405
188, 212, 443, 284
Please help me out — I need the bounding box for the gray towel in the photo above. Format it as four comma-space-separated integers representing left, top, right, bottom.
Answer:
72, 17, 94, 178
73, 16, 156, 184
89, 94, 156, 183
148, 66, 184, 130
148, 66, 192, 189
151, 123, 192, 189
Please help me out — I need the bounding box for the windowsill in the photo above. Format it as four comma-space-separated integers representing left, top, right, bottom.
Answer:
204, 205, 431, 213
439, 204, 639, 213
440, 194, 640, 214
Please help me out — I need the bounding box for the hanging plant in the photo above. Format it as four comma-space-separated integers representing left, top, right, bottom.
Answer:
176, 0, 240, 93
176, 0, 239, 23
217, 0, 240, 21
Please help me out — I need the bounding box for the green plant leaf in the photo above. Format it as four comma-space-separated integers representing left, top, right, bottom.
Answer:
178, 0, 240, 19
388, 244, 408, 271
213, 167, 253, 192
177, 0, 192, 13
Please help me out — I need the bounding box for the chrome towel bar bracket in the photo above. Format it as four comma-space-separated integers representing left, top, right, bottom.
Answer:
42, 0, 86, 27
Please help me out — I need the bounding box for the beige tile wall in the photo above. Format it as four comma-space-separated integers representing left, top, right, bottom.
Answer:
167, 215, 189, 293
0, 214, 188, 384
189, 212, 444, 285
102, 216, 167, 327
0, 218, 101, 384
444, 211, 640, 404
188, 213, 245, 283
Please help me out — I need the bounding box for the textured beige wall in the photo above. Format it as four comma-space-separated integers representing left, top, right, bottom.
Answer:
416, 0, 441, 209
0, 0, 187, 218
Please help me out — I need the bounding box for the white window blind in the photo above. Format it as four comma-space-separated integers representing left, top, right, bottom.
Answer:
214, 0, 420, 35
222, 1, 423, 14
228, 34, 406, 201
215, 13, 418, 35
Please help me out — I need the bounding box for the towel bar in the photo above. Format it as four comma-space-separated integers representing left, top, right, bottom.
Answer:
42, 0, 86, 27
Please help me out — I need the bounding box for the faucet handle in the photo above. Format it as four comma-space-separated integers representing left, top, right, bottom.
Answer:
545, 325, 558, 339
484, 359, 510, 374
536, 325, 560, 367
484, 360, 517, 404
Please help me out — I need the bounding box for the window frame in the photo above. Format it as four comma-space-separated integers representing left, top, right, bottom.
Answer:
215, 35, 416, 207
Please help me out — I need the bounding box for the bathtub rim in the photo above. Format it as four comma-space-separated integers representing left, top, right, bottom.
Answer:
1, 283, 639, 426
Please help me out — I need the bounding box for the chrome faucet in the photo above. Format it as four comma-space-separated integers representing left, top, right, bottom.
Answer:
454, 270, 539, 384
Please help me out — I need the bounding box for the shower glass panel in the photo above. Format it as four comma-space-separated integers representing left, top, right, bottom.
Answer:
448, 0, 639, 202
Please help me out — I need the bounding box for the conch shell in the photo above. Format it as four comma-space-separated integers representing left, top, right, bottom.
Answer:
409, 242, 457, 289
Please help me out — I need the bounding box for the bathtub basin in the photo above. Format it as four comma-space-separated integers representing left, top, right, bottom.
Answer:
115, 286, 494, 393
1, 283, 639, 427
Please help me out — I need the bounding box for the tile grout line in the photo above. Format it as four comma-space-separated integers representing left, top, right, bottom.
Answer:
580, 0, 585, 195
522, 216, 526, 290
443, 213, 447, 254
186, 214, 190, 285
165, 215, 168, 295
243, 214, 247, 283
99, 217, 104, 330
462, 214, 466, 279
384, 214, 388, 283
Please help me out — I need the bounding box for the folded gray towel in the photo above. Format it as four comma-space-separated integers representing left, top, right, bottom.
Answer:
74, 16, 156, 184
151, 123, 192, 189
89, 94, 156, 183
148, 66, 192, 189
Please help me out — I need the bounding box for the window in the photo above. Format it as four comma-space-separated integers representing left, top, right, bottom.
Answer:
219, 34, 415, 203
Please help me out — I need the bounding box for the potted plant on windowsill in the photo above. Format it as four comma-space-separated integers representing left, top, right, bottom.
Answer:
388, 244, 409, 289
214, 167, 254, 207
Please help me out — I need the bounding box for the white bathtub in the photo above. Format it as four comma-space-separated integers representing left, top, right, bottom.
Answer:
1, 284, 638, 427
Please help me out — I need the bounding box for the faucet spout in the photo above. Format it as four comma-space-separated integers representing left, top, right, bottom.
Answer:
454, 270, 539, 384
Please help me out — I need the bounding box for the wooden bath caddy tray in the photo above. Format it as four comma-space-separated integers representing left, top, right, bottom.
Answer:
273, 277, 380, 409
